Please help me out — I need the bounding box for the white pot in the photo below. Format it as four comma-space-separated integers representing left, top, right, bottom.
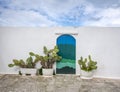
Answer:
35, 62, 42, 69
80, 70, 94, 79
20, 68, 37, 76
42, 68, 53, 77
14, 66, 20, 71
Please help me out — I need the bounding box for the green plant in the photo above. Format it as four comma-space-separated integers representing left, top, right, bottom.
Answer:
8, 53, 39, 68
30, 46, 62, 69
78, 55, 97, 72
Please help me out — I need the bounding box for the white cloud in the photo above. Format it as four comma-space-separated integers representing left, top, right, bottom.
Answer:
8, 0, 84, 16
0, 8, 57, 27
83, 8, 120, 26
0, 0, 85, 26
0, 0, 120, 26
40, 0, 83, 12
97, 8, 120, 18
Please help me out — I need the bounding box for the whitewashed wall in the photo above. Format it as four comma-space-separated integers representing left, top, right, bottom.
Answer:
0, 27, 120, 79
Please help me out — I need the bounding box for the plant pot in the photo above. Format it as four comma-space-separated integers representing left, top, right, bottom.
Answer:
20, 68, 37, 76
35, 62, 42, 69
80, 70, 94, 79
42, 68, 53, 77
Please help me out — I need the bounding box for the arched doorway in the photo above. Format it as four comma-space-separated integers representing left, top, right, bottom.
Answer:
56, 34, 76, 74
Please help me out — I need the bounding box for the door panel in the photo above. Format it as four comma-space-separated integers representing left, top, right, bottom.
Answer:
56, 34, 76, 74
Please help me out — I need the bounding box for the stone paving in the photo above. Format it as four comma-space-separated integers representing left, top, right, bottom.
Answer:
0, 74, 120, 92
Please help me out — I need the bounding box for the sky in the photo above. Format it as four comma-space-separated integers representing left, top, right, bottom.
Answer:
0, 0, 120, 27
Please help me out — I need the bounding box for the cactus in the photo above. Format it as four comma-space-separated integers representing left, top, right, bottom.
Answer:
78, 55, 97, 72
8, 53, 39, 68
29, 46, 62, 69
8, 46, 62, 69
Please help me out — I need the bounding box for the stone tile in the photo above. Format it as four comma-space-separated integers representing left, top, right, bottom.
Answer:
55, 87, 66, 92
65, 87, 80, 92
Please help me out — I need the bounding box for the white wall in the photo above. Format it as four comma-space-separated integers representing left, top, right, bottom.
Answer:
0, 27, 120, 79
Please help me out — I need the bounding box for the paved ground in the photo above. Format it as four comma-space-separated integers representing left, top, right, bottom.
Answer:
0, 74, 120, 92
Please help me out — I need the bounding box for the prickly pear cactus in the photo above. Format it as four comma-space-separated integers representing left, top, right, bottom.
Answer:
78, 55, 97, 72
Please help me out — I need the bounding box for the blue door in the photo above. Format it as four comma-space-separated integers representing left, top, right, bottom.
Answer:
56, 34, 76, 74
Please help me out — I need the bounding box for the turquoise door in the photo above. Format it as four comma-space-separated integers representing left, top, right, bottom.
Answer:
56, 34, 76, 74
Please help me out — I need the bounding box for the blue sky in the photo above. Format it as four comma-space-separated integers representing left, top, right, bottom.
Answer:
0, 0, 120, 27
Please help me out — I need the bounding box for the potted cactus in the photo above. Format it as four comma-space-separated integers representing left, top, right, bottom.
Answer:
78, 55, 97, 79
8, 53, 39, 76
30, 46, 62, 76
